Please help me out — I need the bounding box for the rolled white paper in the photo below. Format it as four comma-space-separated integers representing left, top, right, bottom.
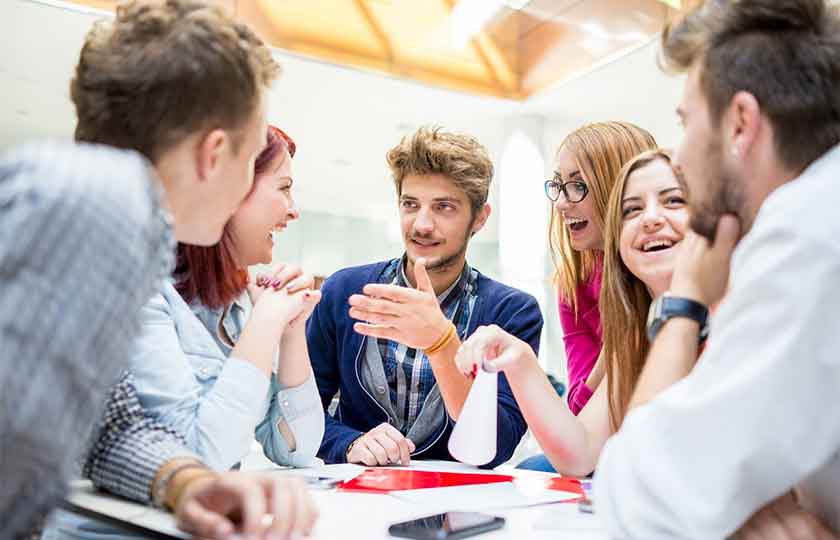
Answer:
448, 367, 498, 466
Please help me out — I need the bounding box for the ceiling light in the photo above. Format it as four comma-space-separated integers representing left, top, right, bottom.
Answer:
504, 0, 529, 9
450, 0, 506, 48
580, 22, 610, 40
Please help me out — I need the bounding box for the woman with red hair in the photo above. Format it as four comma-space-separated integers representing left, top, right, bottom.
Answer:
132, 126, 324, 471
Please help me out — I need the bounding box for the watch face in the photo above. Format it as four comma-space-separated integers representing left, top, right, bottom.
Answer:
647, 300, 656, 329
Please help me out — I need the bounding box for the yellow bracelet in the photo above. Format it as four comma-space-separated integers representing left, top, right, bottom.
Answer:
425, 322, 454, 354
152, 460, 207, 509
425, 322, 456, 356
167, 468, 218, 511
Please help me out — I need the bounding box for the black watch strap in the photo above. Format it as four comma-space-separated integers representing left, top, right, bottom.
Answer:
647, 295, 709, 343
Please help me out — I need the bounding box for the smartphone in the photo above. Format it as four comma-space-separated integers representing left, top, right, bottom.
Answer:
388, 512, 505, 539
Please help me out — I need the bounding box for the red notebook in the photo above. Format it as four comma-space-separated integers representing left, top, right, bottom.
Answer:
337, 469, 515, 493
544, 476, 585, 496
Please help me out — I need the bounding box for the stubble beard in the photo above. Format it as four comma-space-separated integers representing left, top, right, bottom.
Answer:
407, 222, 473, 275
689, 137, 746, 242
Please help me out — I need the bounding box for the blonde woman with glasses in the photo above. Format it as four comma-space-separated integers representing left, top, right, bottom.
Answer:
547, 122, 657, 419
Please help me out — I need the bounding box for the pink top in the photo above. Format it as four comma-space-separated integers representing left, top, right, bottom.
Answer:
558, 261, 603, 415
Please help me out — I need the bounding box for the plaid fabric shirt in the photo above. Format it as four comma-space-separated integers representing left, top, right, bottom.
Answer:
0, 142, 186, 539
82, 373, 199, 505
377, 258, 478, 433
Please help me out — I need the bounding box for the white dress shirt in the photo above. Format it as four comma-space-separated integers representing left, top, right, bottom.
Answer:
595, 143, 840, 539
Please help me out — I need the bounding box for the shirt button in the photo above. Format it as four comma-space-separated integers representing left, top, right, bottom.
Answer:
199, 367, 209, 377
376, 385, 386, 395
282, 400, 289, 407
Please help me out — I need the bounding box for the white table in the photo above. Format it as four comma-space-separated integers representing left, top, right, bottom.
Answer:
65, 461, 608, 540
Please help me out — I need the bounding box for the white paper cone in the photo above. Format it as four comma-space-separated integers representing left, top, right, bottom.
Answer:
448, 367, 498, 466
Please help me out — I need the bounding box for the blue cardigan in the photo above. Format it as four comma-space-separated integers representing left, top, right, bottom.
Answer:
307, 260, 543, 467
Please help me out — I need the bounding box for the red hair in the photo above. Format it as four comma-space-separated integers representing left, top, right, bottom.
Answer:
174, 125, 296, 309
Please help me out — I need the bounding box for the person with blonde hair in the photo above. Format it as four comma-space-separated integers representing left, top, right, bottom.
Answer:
548, 121, 657, 418
309, 126, 542, 468
456, 149, 695, 476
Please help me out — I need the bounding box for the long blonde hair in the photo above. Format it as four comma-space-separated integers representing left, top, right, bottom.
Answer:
601, 149, 684, 430
549, 122, 657, 312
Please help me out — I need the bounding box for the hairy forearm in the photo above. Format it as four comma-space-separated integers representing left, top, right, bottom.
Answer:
276, 325, 313, 388
427, 336, 472, 420
628, 318, 700, 411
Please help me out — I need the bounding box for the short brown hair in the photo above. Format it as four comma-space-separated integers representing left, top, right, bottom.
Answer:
71, 0, 280, 162
386, 126, 494, 214
661, 0, 840, 172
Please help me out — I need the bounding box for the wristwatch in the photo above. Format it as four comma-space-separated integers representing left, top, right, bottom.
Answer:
646, 292, 710, 344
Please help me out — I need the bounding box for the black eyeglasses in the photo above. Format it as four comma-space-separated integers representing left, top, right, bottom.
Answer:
544, 179, 589, 203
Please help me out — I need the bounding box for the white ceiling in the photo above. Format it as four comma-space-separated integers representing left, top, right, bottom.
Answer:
0, 0, 686, 242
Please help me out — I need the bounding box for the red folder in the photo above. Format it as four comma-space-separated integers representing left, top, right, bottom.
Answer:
543, 476, 585, 496
337, 469, 515, 493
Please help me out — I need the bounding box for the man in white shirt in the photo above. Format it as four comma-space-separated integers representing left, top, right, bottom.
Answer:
595, 1, 840, 539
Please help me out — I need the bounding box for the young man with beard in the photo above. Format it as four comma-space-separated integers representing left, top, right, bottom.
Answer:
308, 127, 541, 467
595, 1, 840, 539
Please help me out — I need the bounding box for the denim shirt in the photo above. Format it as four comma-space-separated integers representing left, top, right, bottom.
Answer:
129, 279, 324, 471
45, 281, 324, 540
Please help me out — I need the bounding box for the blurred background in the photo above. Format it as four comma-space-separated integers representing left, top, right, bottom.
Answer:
2, 0, 694, 386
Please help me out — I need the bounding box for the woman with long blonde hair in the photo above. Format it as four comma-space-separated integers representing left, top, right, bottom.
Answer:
457, 150, 696, 475
548, 122, 656, 418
